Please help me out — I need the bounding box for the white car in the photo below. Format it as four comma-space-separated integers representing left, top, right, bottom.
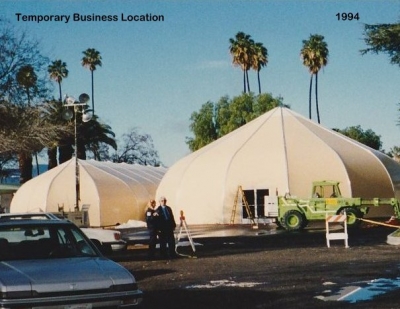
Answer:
6, 212, 127, 253
81, 227, 127, 253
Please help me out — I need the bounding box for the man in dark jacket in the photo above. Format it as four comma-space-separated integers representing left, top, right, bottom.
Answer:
145, 199, 159, 259
156, 196, 177, 259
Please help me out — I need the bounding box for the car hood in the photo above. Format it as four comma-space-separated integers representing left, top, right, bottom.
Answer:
0, 257, 135, 295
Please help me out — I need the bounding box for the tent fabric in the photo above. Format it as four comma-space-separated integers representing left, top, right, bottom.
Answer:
10, 159, 167, 227
156, 107, 400, 225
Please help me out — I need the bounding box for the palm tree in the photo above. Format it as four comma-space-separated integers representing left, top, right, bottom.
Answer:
81, 48, 102, 115
48, 60, 68, 102
300, 34, 329, 123
229, 32, 254, 93
47, 60, 69, 169
252, 42, 268, 94
16, 65, 37, 106
72, 113, 116, 161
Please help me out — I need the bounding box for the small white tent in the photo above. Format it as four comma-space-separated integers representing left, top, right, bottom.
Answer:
11, 159, 167, 226
156, 107, 400, 224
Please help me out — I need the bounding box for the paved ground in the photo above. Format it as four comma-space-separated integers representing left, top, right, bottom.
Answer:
114, 222, 400, 309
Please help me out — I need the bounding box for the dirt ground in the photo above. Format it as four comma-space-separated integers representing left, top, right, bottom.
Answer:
114, 223, 400, 309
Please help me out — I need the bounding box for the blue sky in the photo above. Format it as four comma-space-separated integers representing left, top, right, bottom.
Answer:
1, 0, 399, 166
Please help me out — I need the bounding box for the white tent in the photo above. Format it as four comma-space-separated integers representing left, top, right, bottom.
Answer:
156, 107, 400, 224
11, 159, 167, 227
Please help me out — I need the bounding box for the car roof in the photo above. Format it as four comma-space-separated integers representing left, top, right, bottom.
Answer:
0, 212, 73, 226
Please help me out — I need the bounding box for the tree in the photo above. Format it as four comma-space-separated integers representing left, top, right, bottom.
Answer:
0, 101, 71, 183
48, 59, 68, 101
112, 127, 161, 166
16, 65, 37, 105
252, 42, 268, 94
389, 146, 400, 162
81, 48, 102, 114
40, 99, 71, 169
47, 59, 69, 169
333, 125, 382, 150
0, 20, 49, 105
187, 101, 218, 151
229, 32, 255, 93
361, 21, 400, 66
187, 93, 287, 151
15, 64, 39, 175
78, 114, 117, 161
0, 20, 52, 182
300, 34, 329, 124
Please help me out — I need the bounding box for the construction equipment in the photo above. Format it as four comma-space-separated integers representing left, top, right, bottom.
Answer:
264, 180, 400, 231
231, 186, 257, 228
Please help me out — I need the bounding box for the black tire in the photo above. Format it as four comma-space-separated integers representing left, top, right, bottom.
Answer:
282, 210, 306, 231
338, 207, 362, 228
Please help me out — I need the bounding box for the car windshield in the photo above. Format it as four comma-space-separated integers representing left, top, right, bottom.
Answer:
0, 223, 98, 260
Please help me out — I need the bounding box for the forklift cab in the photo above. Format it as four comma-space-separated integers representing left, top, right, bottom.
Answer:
312, 181, 342, 199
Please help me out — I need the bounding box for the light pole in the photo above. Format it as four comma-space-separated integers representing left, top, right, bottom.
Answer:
63, 93, 93, 211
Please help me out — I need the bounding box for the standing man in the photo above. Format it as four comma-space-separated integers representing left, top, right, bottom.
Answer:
145, 199, 159, 259
157, 196, 176, 259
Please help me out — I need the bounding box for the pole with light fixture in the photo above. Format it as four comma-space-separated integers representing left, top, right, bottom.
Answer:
62, 93, 93, 211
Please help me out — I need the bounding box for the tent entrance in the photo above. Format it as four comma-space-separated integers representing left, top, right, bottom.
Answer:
241, 189, 270, 223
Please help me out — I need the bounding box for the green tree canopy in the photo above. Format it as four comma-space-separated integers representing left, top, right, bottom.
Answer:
361, 21, 400, 66
333, 125, 382, 150
187, 93, 287, 151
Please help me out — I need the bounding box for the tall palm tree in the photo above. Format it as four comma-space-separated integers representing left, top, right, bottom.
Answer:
229, 32, 254, 93
300, 34, 329, 123
48, 60, 68, 102
47, 60, 69, 169
81, 48, 102, 115
252, 42, 268, 94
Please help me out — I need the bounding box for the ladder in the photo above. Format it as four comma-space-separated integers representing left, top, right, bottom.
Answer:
230, 186, 257, 228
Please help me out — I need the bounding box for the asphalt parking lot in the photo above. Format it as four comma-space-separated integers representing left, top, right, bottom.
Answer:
113, 221, 400, 309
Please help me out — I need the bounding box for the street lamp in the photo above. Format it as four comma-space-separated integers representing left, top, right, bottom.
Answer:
63, 93, 93, 211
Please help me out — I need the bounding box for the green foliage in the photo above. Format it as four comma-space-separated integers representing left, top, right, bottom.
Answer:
48, 59, 69, 101
300, 34, 329, 124
229, 32, 268, 94
300, 34, 329, 74
361, 21, 400, 66
333, 125, 382, 150
186, 93, 287, 151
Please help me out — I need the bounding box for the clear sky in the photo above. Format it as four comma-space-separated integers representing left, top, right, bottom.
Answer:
1, 0, 399, 166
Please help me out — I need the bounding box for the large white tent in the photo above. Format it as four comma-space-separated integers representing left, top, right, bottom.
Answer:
11, 159, 167, 227
156, 107, 400, 225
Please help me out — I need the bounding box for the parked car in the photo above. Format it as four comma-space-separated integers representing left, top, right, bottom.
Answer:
0, 212, 143, 308
81, 227, 127, 253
